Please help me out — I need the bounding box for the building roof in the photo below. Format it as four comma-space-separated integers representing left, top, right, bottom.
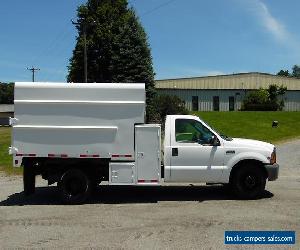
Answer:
155, 72, 300, 90
0, 104, 14, 112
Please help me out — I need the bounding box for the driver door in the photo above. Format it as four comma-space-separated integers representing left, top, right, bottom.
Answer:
170, 118, 224, 183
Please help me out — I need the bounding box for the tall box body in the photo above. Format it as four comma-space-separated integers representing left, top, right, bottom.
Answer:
12, 82, 145, 160
135, 125, 161, 184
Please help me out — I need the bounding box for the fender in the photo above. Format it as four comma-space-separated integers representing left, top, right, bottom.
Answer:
219, 151, 269, 183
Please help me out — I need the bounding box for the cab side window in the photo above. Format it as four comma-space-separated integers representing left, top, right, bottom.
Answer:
175, 119, 214, 145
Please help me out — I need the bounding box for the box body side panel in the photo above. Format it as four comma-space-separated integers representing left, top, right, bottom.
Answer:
12, 82, 145, 159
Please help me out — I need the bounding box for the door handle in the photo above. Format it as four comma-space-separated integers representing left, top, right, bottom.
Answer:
172, 148, 178, 156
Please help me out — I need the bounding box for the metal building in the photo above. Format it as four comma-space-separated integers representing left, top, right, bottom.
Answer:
155, 72, 300, 111
0, 104, 14, 125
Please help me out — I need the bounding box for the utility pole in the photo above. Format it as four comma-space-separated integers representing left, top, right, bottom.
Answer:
72, 20, 87, 83
27, 67, 40, 82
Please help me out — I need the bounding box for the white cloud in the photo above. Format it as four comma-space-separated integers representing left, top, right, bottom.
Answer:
177, 67, 227, 77
242, 0, 300, 58
203, 70, 227, 76
252, 0, 288, 42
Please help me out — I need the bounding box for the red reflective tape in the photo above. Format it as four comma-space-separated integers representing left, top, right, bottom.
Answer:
80, 154, 99, 158
48, 154, 68, 158
138, 179, 158, 183
112, 154, 132, 158
16, 153, 36, 157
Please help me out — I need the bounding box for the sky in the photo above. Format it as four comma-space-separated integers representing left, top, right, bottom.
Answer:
0, 0, 299, 82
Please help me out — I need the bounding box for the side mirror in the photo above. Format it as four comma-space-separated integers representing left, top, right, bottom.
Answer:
211, 135, 220, 146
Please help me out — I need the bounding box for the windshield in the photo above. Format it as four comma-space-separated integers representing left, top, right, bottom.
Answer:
200, 119, 233, 141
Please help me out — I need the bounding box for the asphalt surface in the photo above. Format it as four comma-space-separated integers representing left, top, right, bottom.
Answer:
0, 140, 299, 249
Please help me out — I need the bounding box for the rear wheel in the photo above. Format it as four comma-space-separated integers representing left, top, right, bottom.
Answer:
23, 161, 35, 196
58, 169, 92, 204
231, 165, 266, 199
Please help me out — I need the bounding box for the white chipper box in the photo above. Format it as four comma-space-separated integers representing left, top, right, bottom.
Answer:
10, 82, 145, 164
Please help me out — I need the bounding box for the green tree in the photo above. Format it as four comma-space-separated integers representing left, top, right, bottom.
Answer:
277, 69, 290, 77
151, 94, 188, 127
0, 83, 14, 104
267, 84, 287, 110
277, 65, 300, 78
292, 65, 300, 78
68, 0, 156, 121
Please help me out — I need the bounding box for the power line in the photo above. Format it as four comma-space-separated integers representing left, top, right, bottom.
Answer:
141, 0, 178, 16
31, 0, 177, 82
31, 22, 73, 66
29, 23, 73, 82
27, 67, 40, 82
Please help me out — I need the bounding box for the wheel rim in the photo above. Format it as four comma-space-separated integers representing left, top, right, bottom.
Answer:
245, 175, 256, 188
244, 175, 256, 189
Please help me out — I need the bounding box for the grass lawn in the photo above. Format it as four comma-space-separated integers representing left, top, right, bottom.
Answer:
0, 127, 22, 175
192, 111, 300, 144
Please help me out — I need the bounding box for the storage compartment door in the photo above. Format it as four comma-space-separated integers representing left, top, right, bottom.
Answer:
135, 125, 161, 184
109, 162, 135, 185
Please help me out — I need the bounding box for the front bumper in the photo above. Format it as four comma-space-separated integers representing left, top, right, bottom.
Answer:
264, 163, 279, 181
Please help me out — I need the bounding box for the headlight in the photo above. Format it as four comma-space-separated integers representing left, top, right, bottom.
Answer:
270, 148, 276, 164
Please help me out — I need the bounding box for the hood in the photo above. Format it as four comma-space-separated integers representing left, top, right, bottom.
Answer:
225, 138, 274, 152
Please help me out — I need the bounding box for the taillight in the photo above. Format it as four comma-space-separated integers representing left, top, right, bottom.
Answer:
270, 148, 276, 164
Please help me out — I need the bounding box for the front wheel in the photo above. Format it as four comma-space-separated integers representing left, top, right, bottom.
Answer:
58, 169, 92, 204
231, 165, 266, 199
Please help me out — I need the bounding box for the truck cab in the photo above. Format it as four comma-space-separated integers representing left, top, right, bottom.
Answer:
163, 115, 279, 198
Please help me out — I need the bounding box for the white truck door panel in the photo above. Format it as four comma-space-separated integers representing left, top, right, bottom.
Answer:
170, 144, 224, 182
169, 117, 224, 183
135, 125, 161, 184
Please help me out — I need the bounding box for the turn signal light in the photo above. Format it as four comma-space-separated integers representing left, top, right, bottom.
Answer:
270, 149, 276, 164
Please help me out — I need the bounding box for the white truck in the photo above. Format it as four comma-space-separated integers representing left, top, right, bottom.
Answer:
9, 82, 279, 204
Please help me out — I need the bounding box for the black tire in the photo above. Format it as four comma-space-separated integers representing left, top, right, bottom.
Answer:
58, 169, 92, 205
231, 165, 266, 199
23, 161, 35, 196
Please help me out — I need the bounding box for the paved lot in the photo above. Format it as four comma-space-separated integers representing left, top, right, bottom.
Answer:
0, 140, 299, 249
